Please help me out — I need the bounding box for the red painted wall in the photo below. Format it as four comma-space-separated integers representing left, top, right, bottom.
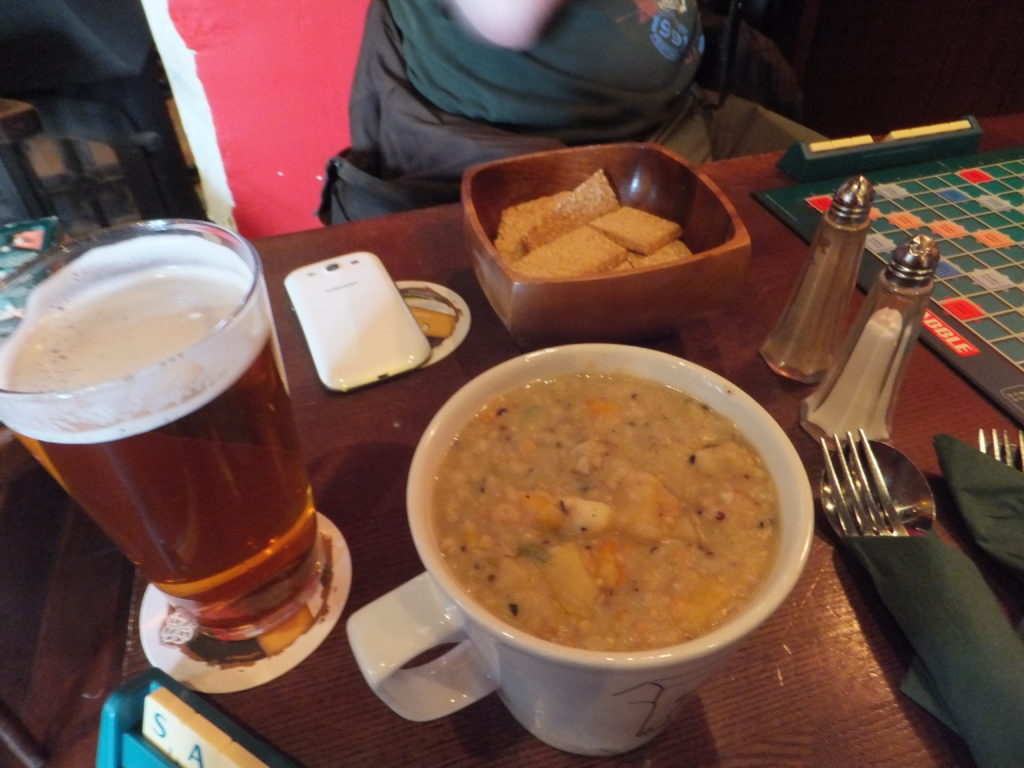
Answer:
168, 0, 370, 238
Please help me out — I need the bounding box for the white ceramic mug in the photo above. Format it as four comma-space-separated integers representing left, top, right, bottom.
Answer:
347, 344, 813, 755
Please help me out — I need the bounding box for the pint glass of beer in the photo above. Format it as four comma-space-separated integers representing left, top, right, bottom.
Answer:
0, 220, 323, 648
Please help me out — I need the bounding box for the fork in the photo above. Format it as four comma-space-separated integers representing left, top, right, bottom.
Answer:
819, 430, 908, 537
977, 428, 1024, 470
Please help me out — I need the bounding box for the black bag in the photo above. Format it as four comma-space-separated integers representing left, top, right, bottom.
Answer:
318, 148, 460, 225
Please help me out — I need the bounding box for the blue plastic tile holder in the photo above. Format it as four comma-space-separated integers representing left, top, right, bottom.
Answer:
96, 668, 303, 768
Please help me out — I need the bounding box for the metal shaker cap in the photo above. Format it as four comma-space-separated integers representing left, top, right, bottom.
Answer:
828, 175, 874, 225
888, 234, 940, 285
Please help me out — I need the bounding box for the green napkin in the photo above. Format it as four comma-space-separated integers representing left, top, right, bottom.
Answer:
840, 482, 1024, 768
934, 433, 1024, 588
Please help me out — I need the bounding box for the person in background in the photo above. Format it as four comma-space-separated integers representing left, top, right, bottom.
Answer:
319, 0, 823, 224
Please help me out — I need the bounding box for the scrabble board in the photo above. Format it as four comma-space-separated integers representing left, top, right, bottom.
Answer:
0, 216, 59, 340
755, 147, 1024, 428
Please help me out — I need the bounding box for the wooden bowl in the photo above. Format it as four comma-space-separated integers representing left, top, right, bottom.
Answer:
461, 143, 751, 347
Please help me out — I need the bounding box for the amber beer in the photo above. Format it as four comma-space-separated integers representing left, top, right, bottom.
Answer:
0, 221, 320, 641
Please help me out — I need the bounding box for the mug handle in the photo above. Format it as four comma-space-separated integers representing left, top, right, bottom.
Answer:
346, 572, 497, 721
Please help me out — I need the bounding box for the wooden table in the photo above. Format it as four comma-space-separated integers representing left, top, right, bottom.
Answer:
5, 114, 1024, 768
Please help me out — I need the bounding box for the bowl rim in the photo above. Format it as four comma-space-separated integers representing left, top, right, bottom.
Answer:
407, 343, 813, 669
461, 142, 751, 286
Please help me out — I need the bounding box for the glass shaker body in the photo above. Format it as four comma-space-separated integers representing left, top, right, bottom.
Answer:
801, 235, 939, 442
760, 176, 873, 383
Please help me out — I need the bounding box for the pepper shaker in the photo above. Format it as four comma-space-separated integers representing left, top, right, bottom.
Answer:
800, 233, 941, 442
760, 175, 874, 383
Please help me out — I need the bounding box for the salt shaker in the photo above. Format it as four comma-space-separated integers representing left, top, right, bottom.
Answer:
800, 233, 941, 442
760, 175, 874, 383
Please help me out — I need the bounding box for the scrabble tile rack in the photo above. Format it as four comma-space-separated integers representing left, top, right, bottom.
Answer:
775, 117, 982, 182
97, 668, 302, 768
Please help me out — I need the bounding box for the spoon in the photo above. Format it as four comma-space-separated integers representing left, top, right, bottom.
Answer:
819, 440, 936, 536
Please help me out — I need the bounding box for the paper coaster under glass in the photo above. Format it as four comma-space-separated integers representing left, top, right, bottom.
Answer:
139, 513, 350, 693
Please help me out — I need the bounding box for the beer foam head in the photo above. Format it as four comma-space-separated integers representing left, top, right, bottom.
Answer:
0, 230, 271, 443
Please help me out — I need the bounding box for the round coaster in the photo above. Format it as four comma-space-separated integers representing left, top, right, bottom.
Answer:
139, 513, 351, 693
397, 281, 471, 366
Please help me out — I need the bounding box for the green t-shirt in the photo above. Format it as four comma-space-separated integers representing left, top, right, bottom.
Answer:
388, 0, 703, 143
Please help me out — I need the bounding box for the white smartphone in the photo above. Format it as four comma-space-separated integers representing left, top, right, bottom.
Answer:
284, 252, 431, 392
